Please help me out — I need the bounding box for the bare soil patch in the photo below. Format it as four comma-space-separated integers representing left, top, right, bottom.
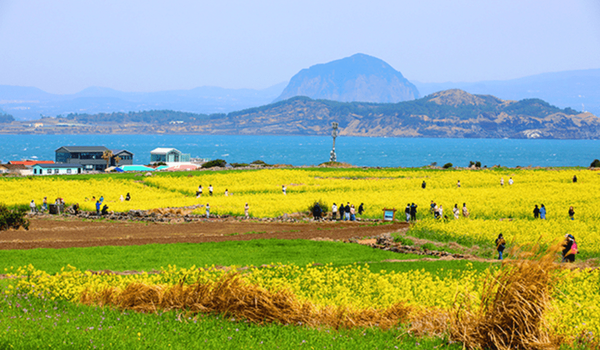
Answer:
0, 217, 409, 250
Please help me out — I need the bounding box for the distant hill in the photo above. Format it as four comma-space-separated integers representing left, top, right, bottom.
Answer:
275, 53, 419, 103
0, 83, 287, 120
413, 68, 600, 117
6, 89, 599, 139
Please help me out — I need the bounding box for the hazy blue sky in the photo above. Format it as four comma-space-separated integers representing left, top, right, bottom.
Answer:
1, 0, 599, 94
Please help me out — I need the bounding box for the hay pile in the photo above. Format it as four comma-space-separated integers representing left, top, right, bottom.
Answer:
80, 274, 415, 329
149, 207, 193, 216
450, 243, 563, 350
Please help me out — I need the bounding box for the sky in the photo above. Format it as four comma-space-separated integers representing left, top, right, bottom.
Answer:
1, 0, 599, 94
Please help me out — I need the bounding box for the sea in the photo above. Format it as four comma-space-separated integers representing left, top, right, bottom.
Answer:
0, 134, 598, 168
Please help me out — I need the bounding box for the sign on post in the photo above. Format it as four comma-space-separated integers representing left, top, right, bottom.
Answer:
382, 208, 396, 221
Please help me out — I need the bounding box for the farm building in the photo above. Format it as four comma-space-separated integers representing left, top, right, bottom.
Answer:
32, 163, 83, 175
55, 146, 133, 171
150, 148, 190, 164
0, 164, 31, 175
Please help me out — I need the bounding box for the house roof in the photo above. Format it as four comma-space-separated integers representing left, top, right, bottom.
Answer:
1, 164, 27, 170
9, 160, 55, 166
151, 148, 180, 154
33, 164, 82, 169
111, 149, 134, 156
56, 146, 109, 153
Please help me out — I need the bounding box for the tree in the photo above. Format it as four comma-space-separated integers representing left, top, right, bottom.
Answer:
114, 155, 122, 167
591, 159, 600, 168
102, 150, 113, 169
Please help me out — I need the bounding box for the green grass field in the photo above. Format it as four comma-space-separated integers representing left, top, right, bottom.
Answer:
0, 238, 498, 350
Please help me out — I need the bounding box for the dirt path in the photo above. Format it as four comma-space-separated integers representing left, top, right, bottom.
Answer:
0, 217, 409, 250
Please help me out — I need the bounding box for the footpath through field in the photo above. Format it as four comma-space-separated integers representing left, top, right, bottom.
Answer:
0, 217, 409, 250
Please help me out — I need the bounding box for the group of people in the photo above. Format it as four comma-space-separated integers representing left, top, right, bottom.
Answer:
495, 233, 579, 263
430, 201, 469, 221
29, 197, 65, 214
313, 202, 364, 221
532, 204, 576, 220
404, 203, 418, 222
196, 185, 214, 197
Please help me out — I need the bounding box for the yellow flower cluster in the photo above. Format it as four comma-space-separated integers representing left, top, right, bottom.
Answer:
6, 263, 600, 339
2, 168, 598, 255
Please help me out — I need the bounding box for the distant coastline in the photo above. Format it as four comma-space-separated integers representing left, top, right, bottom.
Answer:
0, 134, 598, 168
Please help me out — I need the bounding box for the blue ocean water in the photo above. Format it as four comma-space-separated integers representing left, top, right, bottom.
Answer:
0, 134, 598, 168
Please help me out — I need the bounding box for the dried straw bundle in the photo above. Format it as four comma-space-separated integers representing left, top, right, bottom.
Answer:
80, 274, 415, 329
450, 243, 563, 350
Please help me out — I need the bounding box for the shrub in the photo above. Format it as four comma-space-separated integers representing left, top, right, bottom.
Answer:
421, 243, 438, 251
591, 159, 600, 168
230, 163, 249, 168
251, 160, 270, 166
443, 163, 453, 169
201, 159, 227, 168
0, 204, 29, 231
393, 236, 415, 246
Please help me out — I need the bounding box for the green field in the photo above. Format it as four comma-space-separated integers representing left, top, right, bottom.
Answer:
0, 239, 483, 349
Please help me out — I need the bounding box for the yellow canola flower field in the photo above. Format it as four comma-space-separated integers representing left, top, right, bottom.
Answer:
7, 263, 600, 339
1, 167, 599, 256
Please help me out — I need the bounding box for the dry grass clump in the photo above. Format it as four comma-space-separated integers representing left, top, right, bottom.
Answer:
450, 243, 564, 350
80, 274, 415, 329
149, 208, 193, 216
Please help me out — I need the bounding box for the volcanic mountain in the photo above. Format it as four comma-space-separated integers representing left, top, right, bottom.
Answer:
274, 53, 419, 104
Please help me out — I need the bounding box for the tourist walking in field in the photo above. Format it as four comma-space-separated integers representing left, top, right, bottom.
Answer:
282, 185, 286, 195
405, 204, 411, 222
350, 205, 356, 221
540, 204, 546, 219
410, 203, 417, 222
312, 202, 322, 221
209, 185, 213, 196
331, 203, 338, 220
453, 204, 460, 220
495, 234, 506, 260
29, 200, 36, 214
462, 203, 469, 218
562, 234, 577, 263
430, 201, 436, 215
244, 203, 249, 219
573, 175, 577, 183
500, 177, 504, 186
42, 197, 48, 211
96, 200, 101, 215
568, 206, 575, 220
508, 177, 514, 185
197, 185, 202, 197
345, 202, 351, 221
457, 180, 461, 188
422, 181, 426, 189
339, 202, 345, 220
120, 194, 124, 202
533, 205, 540, 219
206, 203, 210, 218
125, 193, 131, 201
358, 203, 364, 216
438, 205, 444, 220
225, 189, 229, 196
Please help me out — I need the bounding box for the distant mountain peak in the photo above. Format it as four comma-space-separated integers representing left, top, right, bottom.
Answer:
275, 54, 419, 103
